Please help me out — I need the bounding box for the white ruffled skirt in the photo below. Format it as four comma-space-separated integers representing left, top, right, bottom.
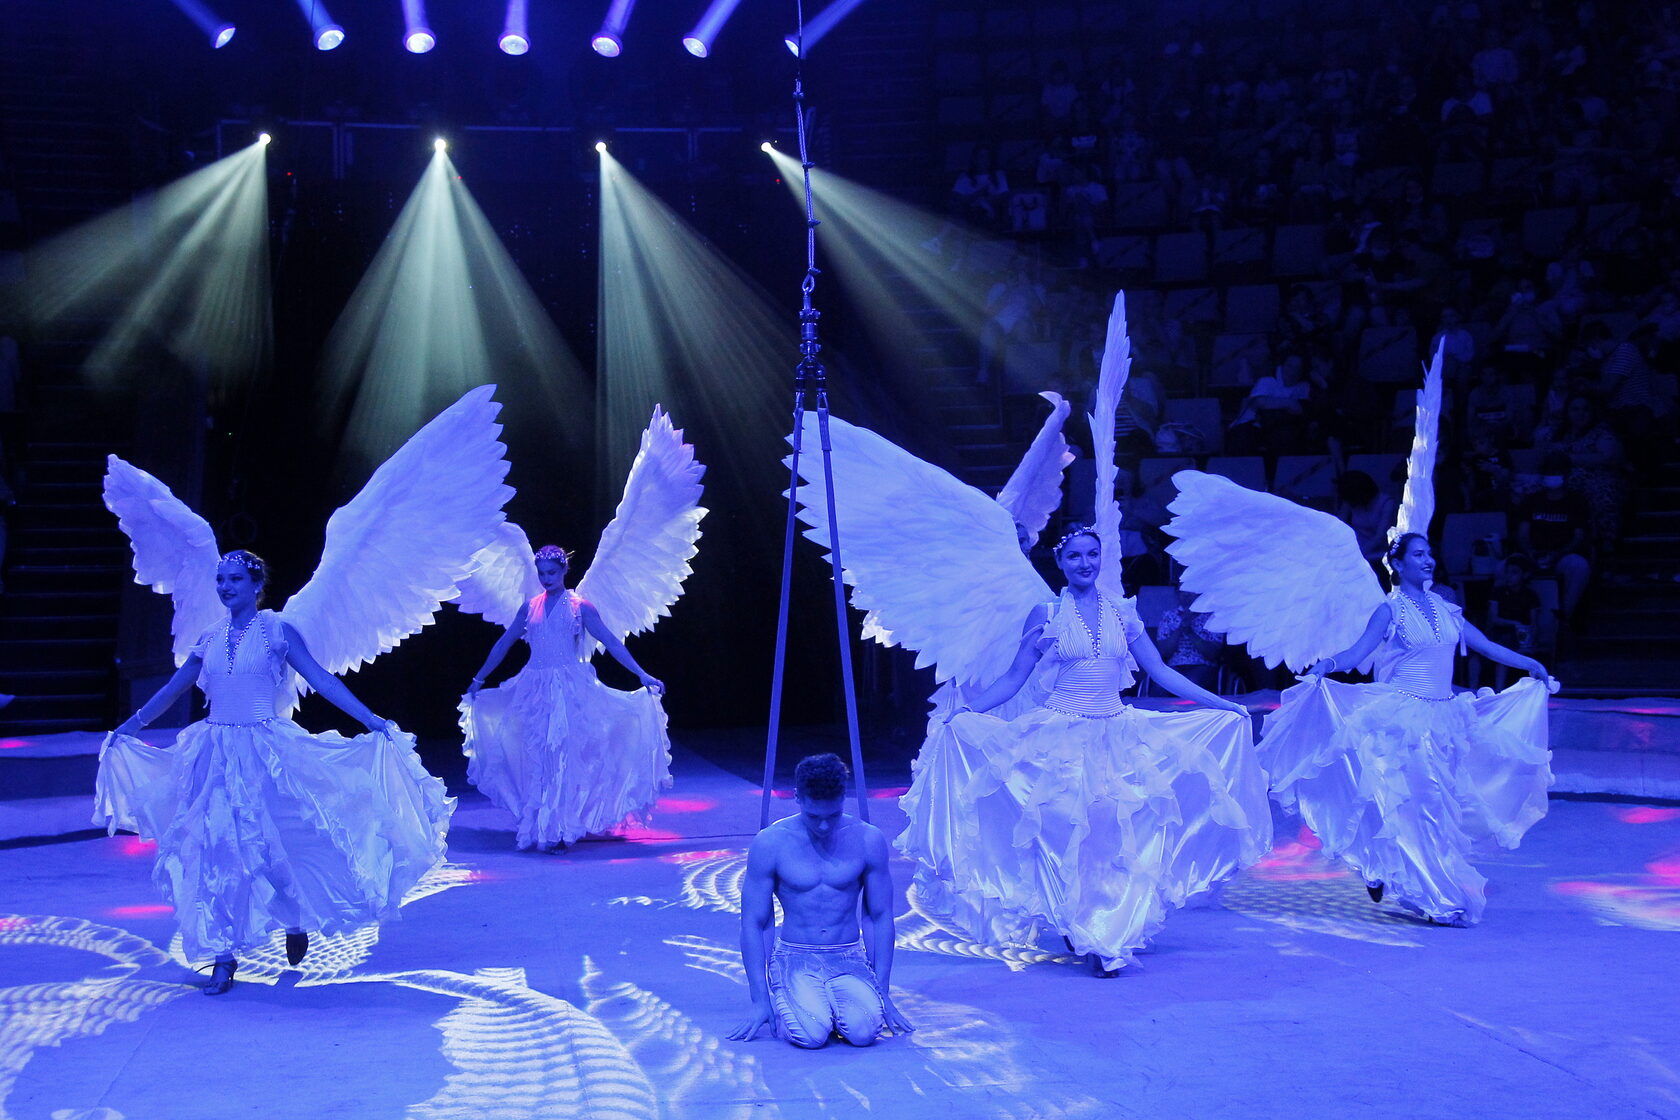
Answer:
1260, 676, 1553, 925
94, 721, 454, 962
459, 663, 671, 849
899, 704, 1271, 971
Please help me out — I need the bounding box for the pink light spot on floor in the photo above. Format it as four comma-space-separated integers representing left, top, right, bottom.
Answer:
1615, 806, 1680, 825
106, 904, 173, 918
869, 787, 909, 799
656, 796, 718, 813
0, 916, 32, 931
1646, 853, 1680, 884
114, 837, 157, 857
1295, 825, 1323, 849
616, 824, 686, 843
1251, 839, 1350, 882
751, 788, 796, 800
0, 738, 30, 750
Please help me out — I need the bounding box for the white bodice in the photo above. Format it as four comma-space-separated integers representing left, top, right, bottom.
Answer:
194, 610, 289, 725
1042, 592, 1145, 718
1372, 589, 1463, 701
523, 591, 587, 670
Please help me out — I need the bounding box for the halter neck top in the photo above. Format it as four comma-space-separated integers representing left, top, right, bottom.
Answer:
191, 610, 290, 725
1041, 591, 1146, 718
523, 591, 588, 670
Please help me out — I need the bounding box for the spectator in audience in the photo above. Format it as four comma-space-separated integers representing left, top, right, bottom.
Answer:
1483, 553, 1545, 686
1154, 587, 1225, 692
1491, 277, 1559, 382
1229, 352, 1318, 455
1461, 427, 1516, 514
1253, 60, 1293, 127
1535, 395, 1629, 549
1512, 451, 1593, 620
951, 145, 1010, 228
1336, 469, 1400, 567
1432, 306, 1478, 383
1466, 364, 1530, 447
1472, 28, 1521, 90
1041, 61, 1079, 126
1579, 320, 1657, 452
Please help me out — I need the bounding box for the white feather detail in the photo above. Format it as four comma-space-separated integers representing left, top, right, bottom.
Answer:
1163, 470, 1383, 672
451, 521, 541, 628
1393, 339, 1445, 544
995, 391, 1074, 541
102, 456, 223, 666
576, 405, 708, 643
1090, 291, 1130, 600
280, 384, 514, 686
792, 412, 1050, 688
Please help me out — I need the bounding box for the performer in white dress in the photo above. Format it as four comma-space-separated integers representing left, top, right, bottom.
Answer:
931, 526, 1268, 976
455, 407, 704, 851
1166, 345, 1555, 927
793, 295, 1271, 976
95, 386, 514, 993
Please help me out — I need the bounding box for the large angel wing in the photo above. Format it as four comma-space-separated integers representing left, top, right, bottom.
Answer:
1090, 291, 1130, 600
280, 384, 513, 680
793, 412, 1050, 688
451, 521, 541, 628
1393, 339, 1445, 544
576, 406, 707, 643
1163, 471, 1383, 672
102, 456, 223, 665
994, 391, 1074, 541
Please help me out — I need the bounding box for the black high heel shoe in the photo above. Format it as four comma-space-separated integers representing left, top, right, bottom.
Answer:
285, 930, 309, 966
1088, 953, 1121, 979
1366, 881, 1385, 903
202, 958, 238, 995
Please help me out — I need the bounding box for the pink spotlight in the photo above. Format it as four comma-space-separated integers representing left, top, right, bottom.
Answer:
591, 0, 637, 56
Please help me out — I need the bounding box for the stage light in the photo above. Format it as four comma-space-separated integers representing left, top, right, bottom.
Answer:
292, 0, 345, 49
403, 0, 434, 52
434, 138, 448, 152
165, 0, 237, 49
782, 0, 869, 57
682, 0, 743, 59
259, 132, 272, 146
500, 0, 529, 54
592, 0, 636, 56
595, 141, 608, 153
760, 141, 771, 152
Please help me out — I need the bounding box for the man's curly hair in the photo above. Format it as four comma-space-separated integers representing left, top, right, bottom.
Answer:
794, 753, 849, 801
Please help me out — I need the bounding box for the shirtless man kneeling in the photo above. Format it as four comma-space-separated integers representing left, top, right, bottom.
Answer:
729, 753, 913, 1047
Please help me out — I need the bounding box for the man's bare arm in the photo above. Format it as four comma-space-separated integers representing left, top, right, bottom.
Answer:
861, 826, 913, 1034
729, 834, 778, 1041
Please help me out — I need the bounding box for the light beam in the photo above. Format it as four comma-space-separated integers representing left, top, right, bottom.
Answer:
591, 0, 636, 56
321, 149, 588, 475
291, 0, 344, 49
22, 139, 272, 390
164, 0, 236, 47
499, 0, 529, 54
402, 0, 435, 52
681, 0, 744, 58
782, 0, 871, 56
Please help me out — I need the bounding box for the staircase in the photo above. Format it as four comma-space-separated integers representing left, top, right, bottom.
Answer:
1556, 458, 1680, 697
0, 18, 140, 735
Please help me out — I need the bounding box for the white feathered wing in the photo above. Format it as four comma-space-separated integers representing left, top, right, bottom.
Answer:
279, 384, 514, 691
1393, 339, 1445, 544
994, 391, 1074, 541
102, 456, 223, 666
575, 406, 708, 644
793, 412, 1049, 689
1163, 471, 1383, 672
1090, 291, 1131, 601
450, 521, 542, 629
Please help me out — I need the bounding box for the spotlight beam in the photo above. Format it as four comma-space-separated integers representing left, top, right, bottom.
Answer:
165, 0, 236, 47
403, 0, 435, 52
500, 0, 530, 54
682, 0, 744, 57
592, 0, 637, 56
289, 0, 343, 48
783, 0, 871, 56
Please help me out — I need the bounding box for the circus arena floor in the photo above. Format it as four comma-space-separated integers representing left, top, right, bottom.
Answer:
3, 741, 1678, 1120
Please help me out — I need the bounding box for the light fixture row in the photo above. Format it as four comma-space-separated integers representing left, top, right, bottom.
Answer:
168, 0, 862, 58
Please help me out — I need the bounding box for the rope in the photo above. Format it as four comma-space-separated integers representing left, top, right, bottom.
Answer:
760, 0, 870, 826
